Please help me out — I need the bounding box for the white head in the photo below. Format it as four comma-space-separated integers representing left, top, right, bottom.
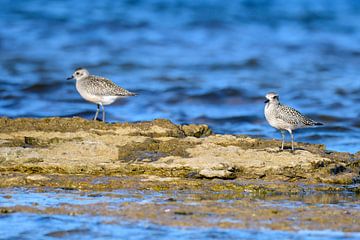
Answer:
67, 68, 90, 81
264, 92, 280, 104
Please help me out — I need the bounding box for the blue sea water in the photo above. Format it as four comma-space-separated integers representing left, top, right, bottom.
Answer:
0, 0, 359, 152
1, 213, 360, 240
0, 188, 359, 240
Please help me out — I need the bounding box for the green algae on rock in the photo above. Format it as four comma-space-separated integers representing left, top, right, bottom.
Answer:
1, 175, 360, 233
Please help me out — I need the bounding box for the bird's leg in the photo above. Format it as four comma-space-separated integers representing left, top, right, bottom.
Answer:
280, 130, 285, 150
101, 104, 105, 122
94, 104, 100, 121
289, 130, 295, 151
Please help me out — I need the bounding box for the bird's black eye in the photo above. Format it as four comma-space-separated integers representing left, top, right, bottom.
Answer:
273, 96, 278, 99
76, 72, 80, 75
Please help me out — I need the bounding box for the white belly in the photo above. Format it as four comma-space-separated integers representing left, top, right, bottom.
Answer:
77, 90, 119, 105
264, 104, 293, 131
75, 80, 122, 105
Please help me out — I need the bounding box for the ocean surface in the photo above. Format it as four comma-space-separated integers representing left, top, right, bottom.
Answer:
0, 0, 359, 153
1, 187, 360, 240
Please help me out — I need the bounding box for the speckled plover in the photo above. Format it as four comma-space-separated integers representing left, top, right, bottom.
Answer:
264, 92, 323, 151
67, 68, 137, 122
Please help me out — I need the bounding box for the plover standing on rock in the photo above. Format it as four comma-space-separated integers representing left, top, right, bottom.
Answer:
67, 68, 137, 122
264, 92, 323, 151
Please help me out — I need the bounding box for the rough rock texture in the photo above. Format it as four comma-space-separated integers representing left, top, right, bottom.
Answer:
0, 117, 359, 185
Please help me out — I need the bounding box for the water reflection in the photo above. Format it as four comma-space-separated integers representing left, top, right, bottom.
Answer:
0, 187, 360, 239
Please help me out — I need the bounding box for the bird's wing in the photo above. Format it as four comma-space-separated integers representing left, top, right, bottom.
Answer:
276, 105, 315, 126
85, 75, 136, 96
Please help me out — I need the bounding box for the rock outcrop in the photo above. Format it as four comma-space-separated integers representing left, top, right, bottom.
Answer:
0, 117, 358, 185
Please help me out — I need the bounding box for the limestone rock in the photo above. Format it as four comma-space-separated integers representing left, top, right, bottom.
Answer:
0, 117, 358, 184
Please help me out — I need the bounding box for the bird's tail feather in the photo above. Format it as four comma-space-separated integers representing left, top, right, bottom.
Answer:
117, 91, 138, 97
305, 119, 323, 126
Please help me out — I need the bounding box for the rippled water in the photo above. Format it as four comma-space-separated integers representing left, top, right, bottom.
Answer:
0, 0, 359, 152
1, 187, 360, 240
2, 213, 359, 240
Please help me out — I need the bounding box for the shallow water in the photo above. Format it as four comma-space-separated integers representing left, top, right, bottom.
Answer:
0, 0, 359, 153
0, 187, 360, 239
2, 213, 360, 240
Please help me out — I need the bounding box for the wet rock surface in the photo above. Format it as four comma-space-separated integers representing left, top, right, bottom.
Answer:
0, 117, 360, 234
0, 175, 360, 233
0, 117, 358, 185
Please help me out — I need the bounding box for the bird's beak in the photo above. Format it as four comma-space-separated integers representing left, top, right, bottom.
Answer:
67, 76, 74, 80
264, 99, 269, 103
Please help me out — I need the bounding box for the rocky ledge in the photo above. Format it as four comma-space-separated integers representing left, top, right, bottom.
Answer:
0, 117, 359, 186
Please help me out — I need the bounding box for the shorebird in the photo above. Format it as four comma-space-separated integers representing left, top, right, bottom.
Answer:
264, 92, 323, 151
67, 68, 137, 122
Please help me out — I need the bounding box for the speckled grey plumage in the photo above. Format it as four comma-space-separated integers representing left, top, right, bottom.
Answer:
67, 68, 137, 122
264, 92, 323, 151
272, 104, 319, 128
77, 75, 137, 97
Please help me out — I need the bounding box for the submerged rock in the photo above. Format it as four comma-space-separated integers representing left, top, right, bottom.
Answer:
0, 117, 358, 185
